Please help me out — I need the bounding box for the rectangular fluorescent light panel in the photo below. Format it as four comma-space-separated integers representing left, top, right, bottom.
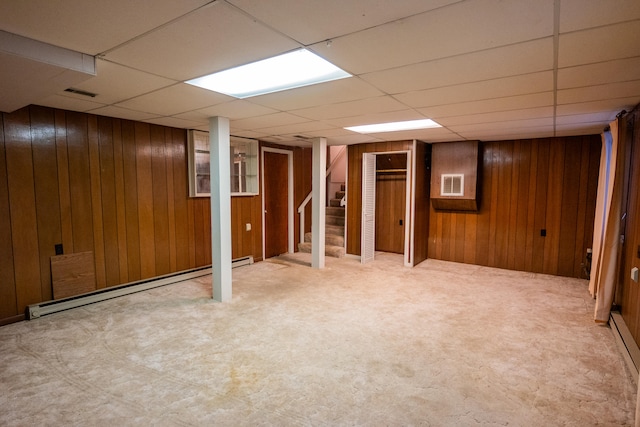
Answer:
345, 119, 442, 134
186, 49, 351, 98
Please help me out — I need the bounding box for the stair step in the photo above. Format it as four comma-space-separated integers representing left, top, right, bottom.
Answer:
330, 198, 344, 207
326, 215, 345, 226
341, 184, 346, 191
326, 224, 344, 236
326, 206, 345, 217
305, 232, 344, 246
298, 242, 345, 258
335, 191, 345, 199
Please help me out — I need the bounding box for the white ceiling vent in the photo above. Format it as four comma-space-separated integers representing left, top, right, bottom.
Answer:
441, 174, 464, 196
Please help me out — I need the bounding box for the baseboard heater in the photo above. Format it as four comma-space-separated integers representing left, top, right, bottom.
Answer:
610, 311, 640, 385
27, 256, 254, 320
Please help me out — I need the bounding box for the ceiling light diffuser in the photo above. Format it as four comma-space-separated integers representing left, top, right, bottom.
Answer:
345, 119, 442, 133
186, 49, 351, 98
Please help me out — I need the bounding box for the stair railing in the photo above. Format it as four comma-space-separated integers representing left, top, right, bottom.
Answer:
297, 145, 346, 244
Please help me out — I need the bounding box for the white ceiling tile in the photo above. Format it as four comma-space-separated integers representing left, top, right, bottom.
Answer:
557, 80, 640, 105
327, 134, 383, 145
457, 127, 555, 141
0, 0, 211, 55
66, 59, 176, 104
395, 72, 553, 108
560, 0, 640, 33
361, 38, 553, 94
364, 127, 460, 142
115, 84, 234, 116
104, 2, 300, 81
437, 107, 554, 126
311, 0, 554, 74
89, 106, 160, 122
555, 124, 605, 136
174, 101, 278, 122
555, 111, 617, 125
558, 57, 640, 89
559, 20, 640, 68
418, 92, 554, 118
291, 96, 407, 121
35, 93, 106, 112
143, 116, 204, 129
556, 97, 640, 116
449, 117, 554, 134
253, 120, 334, 136
248, 78, 383, 111
227, 0, 460, 45
324, 109, 426, 128
232, 112, 309, 130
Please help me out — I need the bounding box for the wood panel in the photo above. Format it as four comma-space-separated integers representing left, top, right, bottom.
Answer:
0, 113, 18, 319
51, 251, 96, 300
264, 151, 289, 258
122, 120, 141, 281
151, 125, 170, 276
30, 106, 60, 302
88, 115, 106, 289
98, 116, 120, 287
0, 106, 270, 324
4, 107, 42, 309
618, 108, 640, 346
428, 136, 600, 277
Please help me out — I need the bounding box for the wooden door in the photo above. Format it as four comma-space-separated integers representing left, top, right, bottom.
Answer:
263, 151, 288, 258
375, 153, 407, 254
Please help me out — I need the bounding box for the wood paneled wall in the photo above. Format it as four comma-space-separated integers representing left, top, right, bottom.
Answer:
0, 106, 266, 324
618, 108, 640, 346
429, 135, 601, 277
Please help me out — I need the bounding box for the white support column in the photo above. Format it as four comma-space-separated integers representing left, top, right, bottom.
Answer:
209, 117, 232, 302
311, 137, 327, 269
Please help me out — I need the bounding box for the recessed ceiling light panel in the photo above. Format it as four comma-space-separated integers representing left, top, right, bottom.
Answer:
186, 49, 351, 98
345, 119, 442, 133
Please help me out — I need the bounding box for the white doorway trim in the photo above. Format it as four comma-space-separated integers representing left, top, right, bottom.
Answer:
360, 150, 413, 267
261, 147, 294, 258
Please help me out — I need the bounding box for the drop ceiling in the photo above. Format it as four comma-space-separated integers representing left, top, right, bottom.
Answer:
1, 0, 639, 145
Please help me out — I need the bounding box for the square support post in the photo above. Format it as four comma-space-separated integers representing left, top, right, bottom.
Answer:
209, 117, 232, 301
312, 137, 327, 269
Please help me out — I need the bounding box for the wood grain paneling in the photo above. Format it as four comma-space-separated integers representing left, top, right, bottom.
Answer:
0, 113, 18, 319
30, 106, 60, 302
429, 136, 600, 277
618, 108, 640, 347
4, 107, 42, 309
0, 106, 268, 324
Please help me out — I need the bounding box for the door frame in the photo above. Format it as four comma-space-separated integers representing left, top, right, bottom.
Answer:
360, 150, 413, 267
261, 147, 294, 258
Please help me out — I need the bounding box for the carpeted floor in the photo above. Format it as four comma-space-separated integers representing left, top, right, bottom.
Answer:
0, 253, 636, 426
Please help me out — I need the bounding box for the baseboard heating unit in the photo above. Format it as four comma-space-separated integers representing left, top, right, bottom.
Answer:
610, 311, 640, 385
27, 256, 254, 320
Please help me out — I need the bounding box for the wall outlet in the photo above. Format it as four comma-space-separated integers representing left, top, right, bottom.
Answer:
632, 267, 639, 283
246, 223, 251, 231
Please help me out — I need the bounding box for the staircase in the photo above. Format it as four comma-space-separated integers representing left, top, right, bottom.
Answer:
298, 184, 345, 258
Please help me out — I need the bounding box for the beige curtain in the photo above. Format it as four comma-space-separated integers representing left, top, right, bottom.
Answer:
589, 119, 623, 323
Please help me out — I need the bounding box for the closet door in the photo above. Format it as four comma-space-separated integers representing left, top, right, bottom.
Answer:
361, 153, 376, 264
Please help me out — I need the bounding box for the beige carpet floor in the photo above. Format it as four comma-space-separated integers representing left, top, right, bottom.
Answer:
0, 253, 636, 426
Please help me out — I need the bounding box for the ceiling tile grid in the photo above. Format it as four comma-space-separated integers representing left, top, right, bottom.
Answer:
0, 0, 638, 144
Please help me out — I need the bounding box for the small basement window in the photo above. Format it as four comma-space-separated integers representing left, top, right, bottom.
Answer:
441, 174, 464, 196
